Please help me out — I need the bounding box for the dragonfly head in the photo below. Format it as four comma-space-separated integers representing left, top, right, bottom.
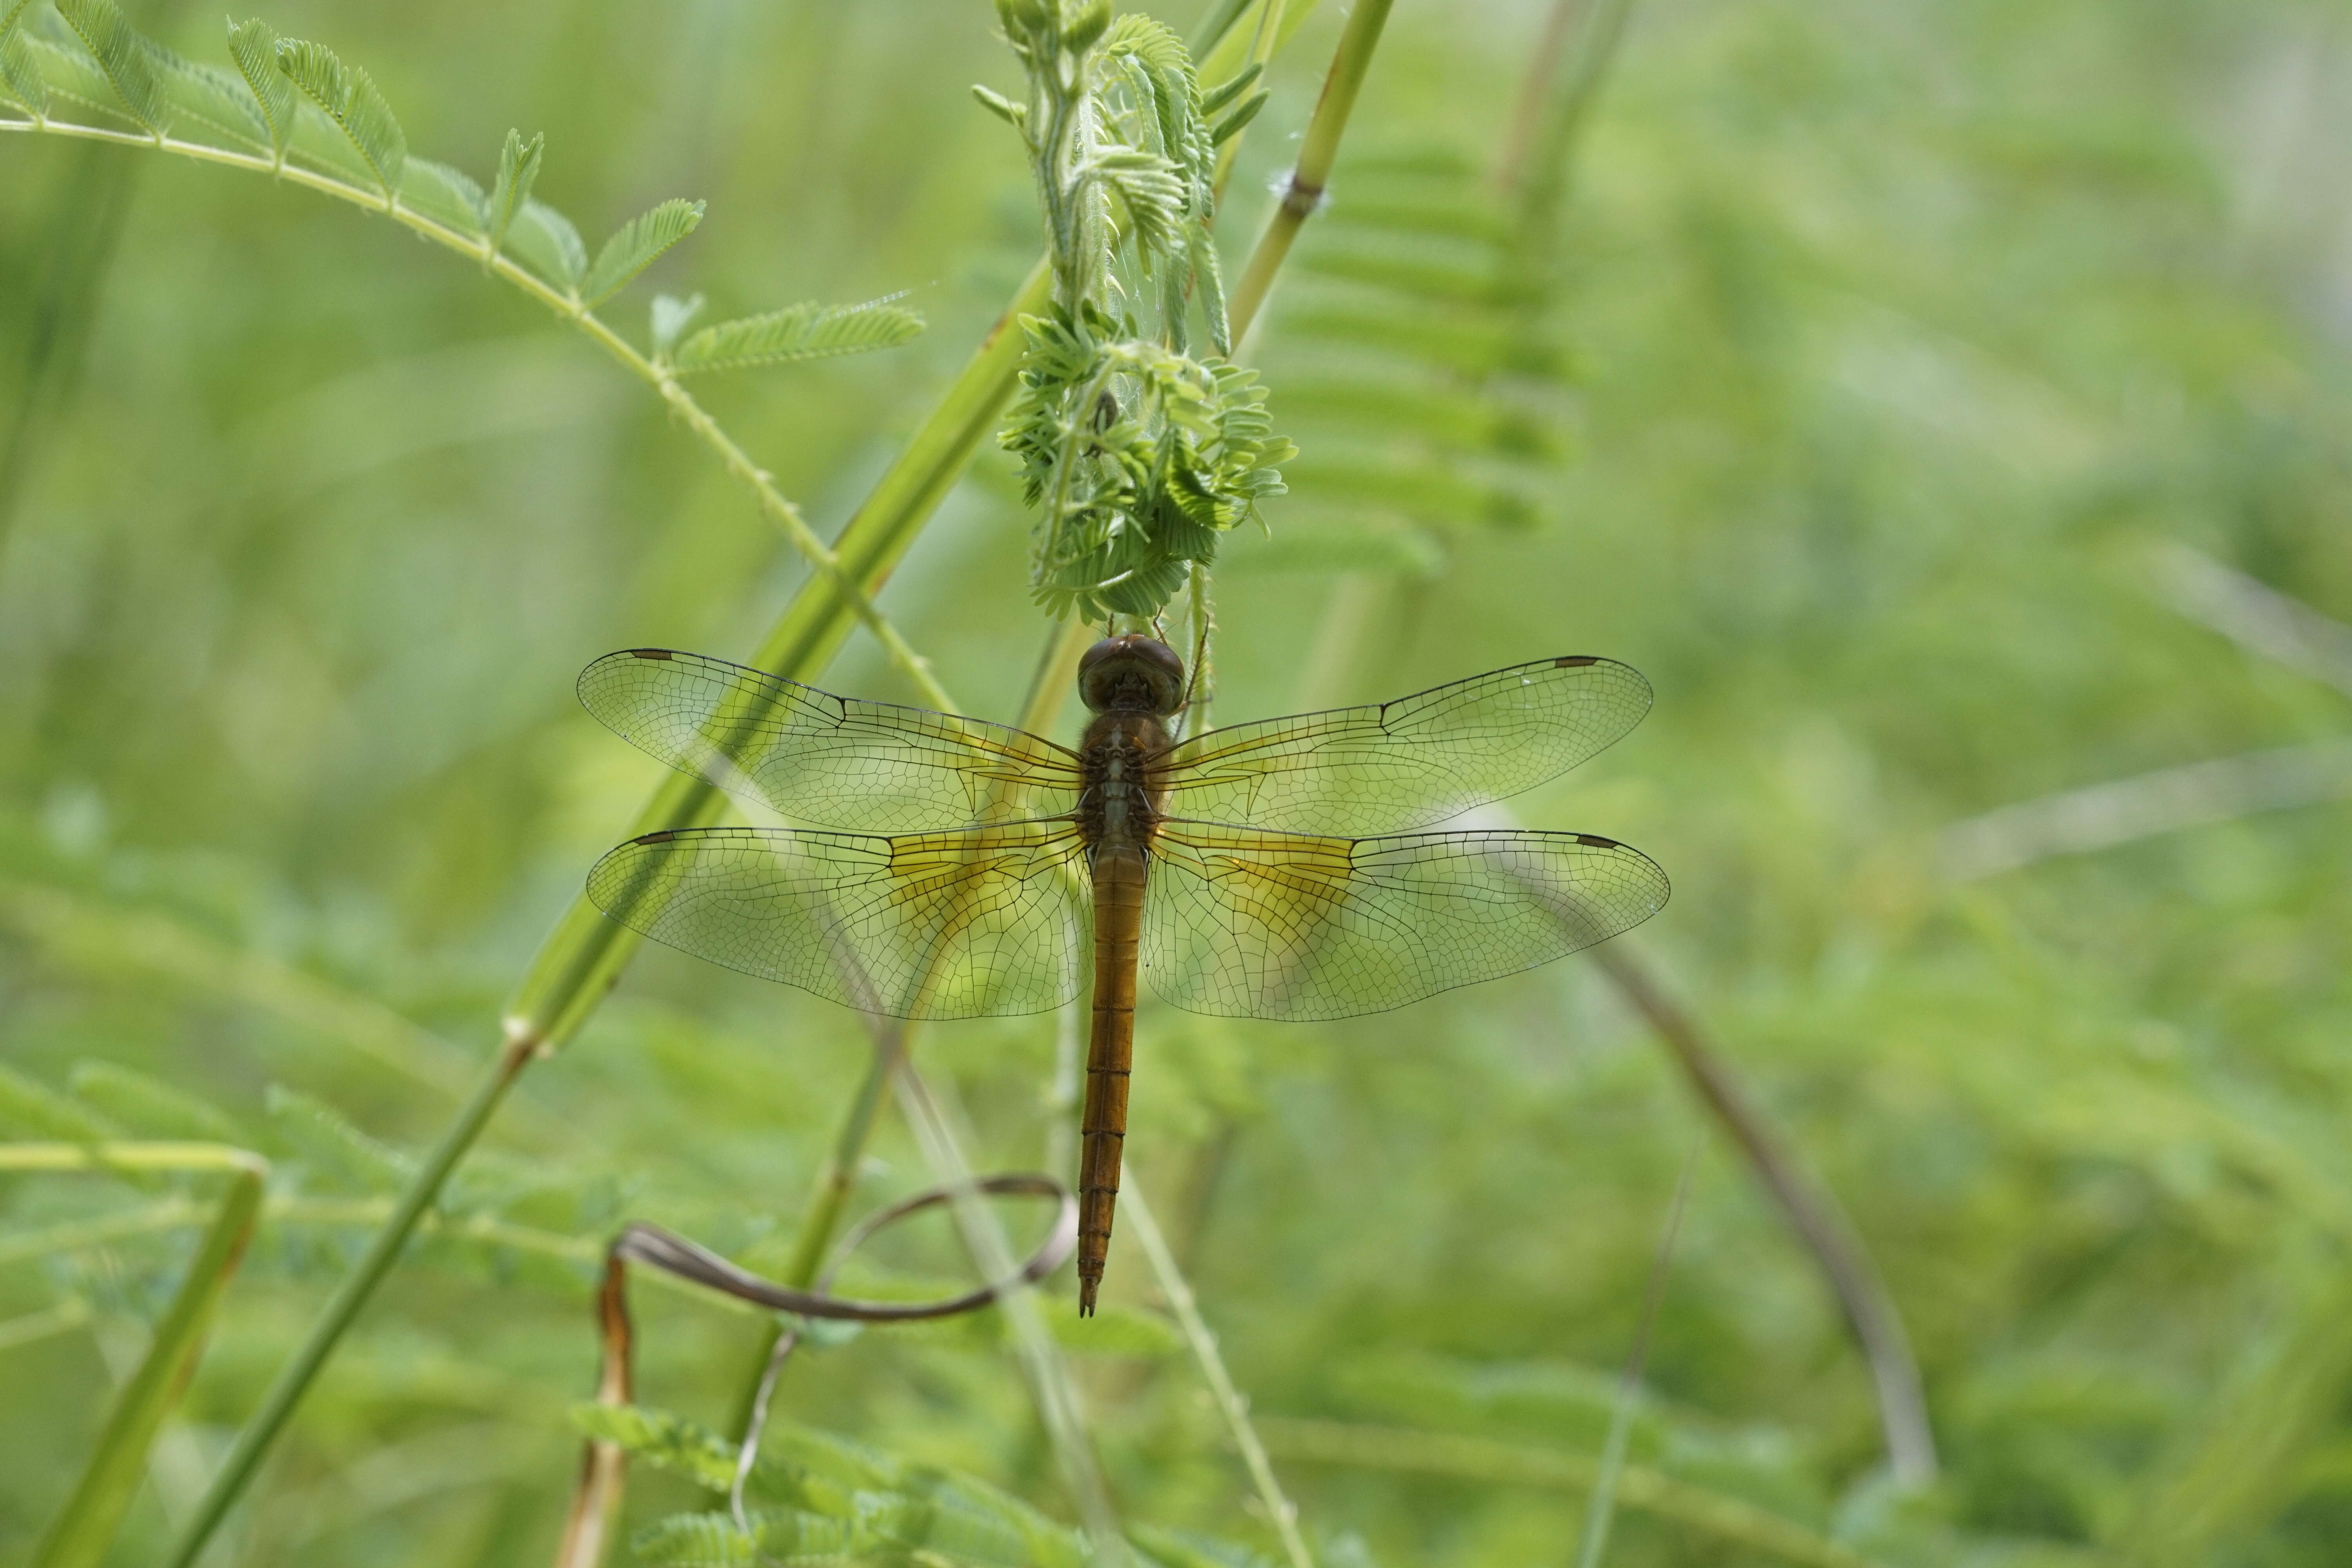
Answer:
1078, 635, 1185, 716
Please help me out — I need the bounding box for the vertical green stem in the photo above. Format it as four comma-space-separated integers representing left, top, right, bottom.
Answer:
163, 1033, 537, 1568
1226, 0, 1394, 345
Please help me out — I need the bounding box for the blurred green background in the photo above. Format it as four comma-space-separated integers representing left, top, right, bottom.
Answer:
5, 0, 2352, 1563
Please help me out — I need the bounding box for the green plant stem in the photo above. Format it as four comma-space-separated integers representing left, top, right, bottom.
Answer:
0, 114, 951, 712
2, 1144, 265, 1568
1225, 0, 1392, 345
1122, 1174, 1312, 1568
163, 1032, 535, 1568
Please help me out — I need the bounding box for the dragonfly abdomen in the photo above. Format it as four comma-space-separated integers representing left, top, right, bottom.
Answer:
1077, 841, 1146, 1316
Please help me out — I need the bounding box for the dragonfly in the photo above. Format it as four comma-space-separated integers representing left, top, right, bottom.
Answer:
579, 636, 1668, 1313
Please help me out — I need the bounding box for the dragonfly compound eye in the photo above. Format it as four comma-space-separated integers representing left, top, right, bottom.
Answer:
1077, 635, 1186, 714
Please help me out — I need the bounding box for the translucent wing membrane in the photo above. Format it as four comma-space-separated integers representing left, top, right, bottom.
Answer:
586, 822, 1091, 1019
1142, 821, 1670, 1020
1151, 657, 1652, 835
579, 649, 1084, 833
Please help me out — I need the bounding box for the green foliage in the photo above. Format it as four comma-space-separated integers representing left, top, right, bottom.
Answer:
1005, 309, 1292, 617
484, 125, 541, 258
67, 1062, 250, 1145
581, 197, 704, 308
581, 1402, 1274, 1568
669, 298, 928, 375
987, 0, 1293, 620
10, 2, 2352, 1567
0, 4, 922, 365
1241, 149, 1571, 578
223, 18, 289, 159
274, 35, 403, 201
50, 0, 156, 132
0, 29, 44, 118
263, 1085, 416, 1192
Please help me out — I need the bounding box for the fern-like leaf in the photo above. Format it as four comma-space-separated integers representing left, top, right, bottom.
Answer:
570, 1403, 742, 1491
485, 127, 542, 262
632, 1509, 864, 1568
54, 0, 164, 132
226, 16, 291, 158
670, 299, 924, 374
649, 292, 706, 355
579, 197, 704, 307
265, 1085, 415, 1192
0, 26, 42, 118
505, 196, 587, 289
147, 46, 269, 152
274, 36, 405, 204
397, 157, 487, 235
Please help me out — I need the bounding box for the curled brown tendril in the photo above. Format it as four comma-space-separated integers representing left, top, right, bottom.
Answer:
553, 1174, 1078, 1565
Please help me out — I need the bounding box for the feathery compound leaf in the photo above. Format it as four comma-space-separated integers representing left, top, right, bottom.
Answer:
1, 0, 39, 42
0, 27, 42, 118
485, 127, 542, 260
649, 292, 705, 354
569, 1403, 740, 1490
670, 298, 925, 374
226, 16, 291, 157
275, 36, 405, 203
579, 197, 704, 307
633, 1509, 865, 1568
397, 158, 487, 235
148, 47, 269, 152
54, 0, 165, 132
265, 1085, 416, 1192
506, 197, 587, 289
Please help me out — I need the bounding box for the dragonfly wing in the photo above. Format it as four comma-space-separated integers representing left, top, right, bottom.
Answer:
1142, 820, 1668, 1020
580, 649, 1085, 832
587, 821, 1091, 1019
1151, 657, 1652, 835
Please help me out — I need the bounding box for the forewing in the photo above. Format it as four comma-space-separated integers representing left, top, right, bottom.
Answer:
1150, 657, 1652, 834
586, 821, 1090, 1019
579, 648, 1083, 831
1143, 820, 1668, 1020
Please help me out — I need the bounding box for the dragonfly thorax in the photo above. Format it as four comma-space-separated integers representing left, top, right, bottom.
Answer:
1077, 709, 1169, 857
